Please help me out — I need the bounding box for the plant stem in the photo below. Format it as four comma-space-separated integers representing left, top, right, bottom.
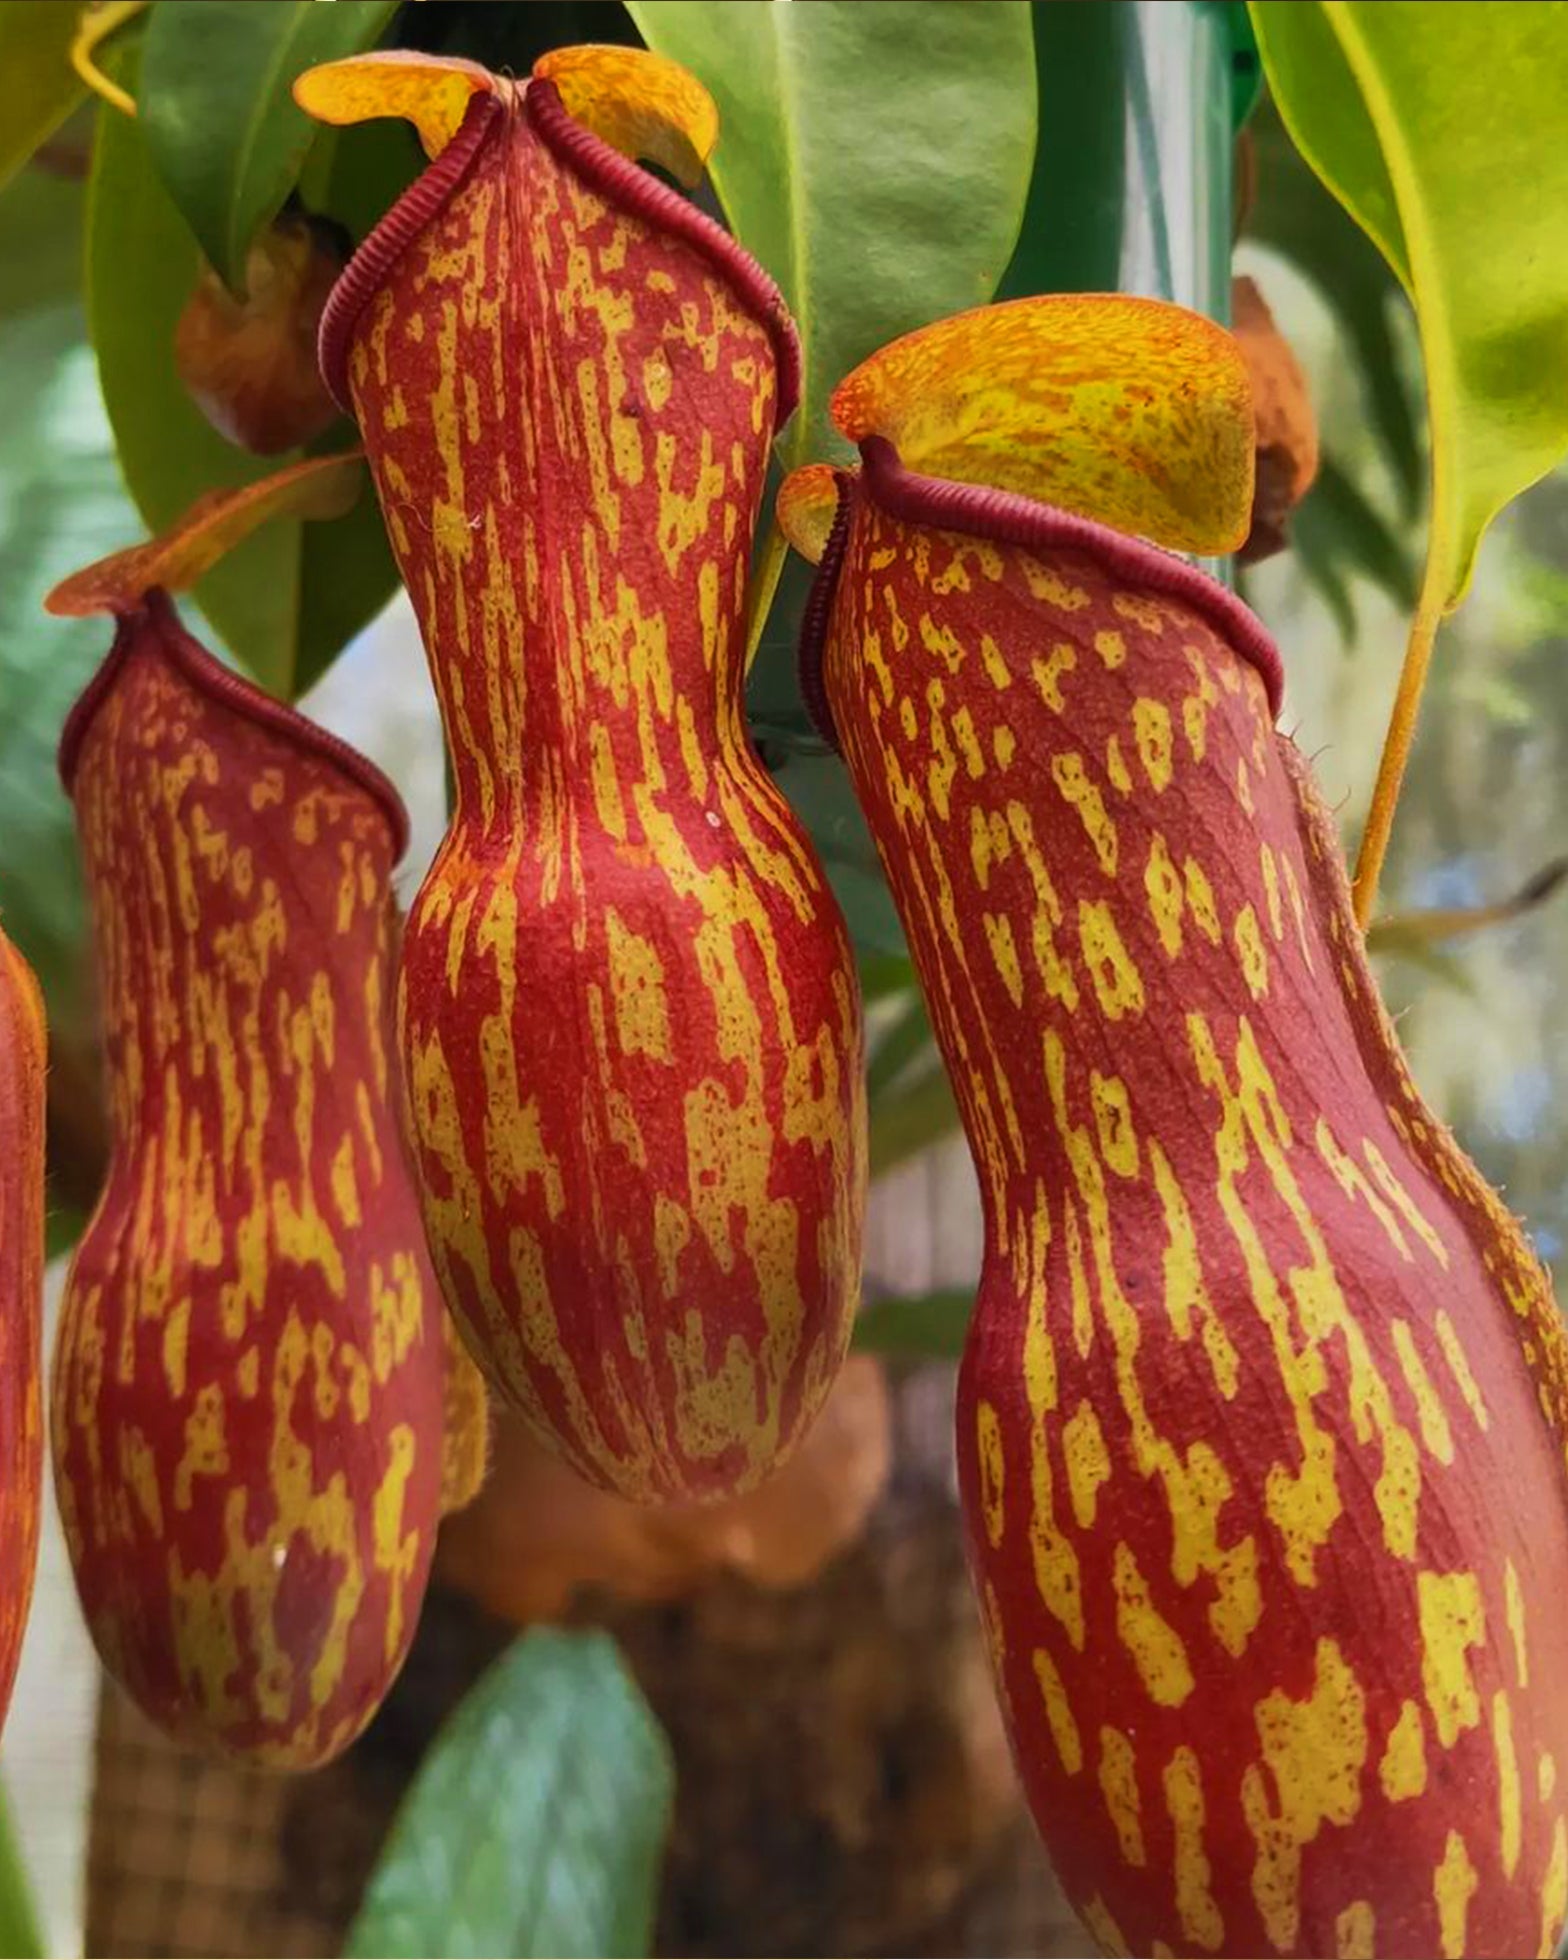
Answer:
1351, 600, 1440, 927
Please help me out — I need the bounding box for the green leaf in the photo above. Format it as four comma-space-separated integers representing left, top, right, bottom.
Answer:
766, 748, 906, 957
1251, 1, 1568, 615
346, 1631, 672, 1960
625, 0, 1037, 468
88, 73, 300, 686
0, 1, 86, 195
140, 0, 398, 293
852, 1289, 973, 1360
0, 1780, 44, 1960
995, 2, 1130, 300
1289, 448, 1419, 640
0, 299, 136, 1068
87, 44, 404, 697
1245, 97, 1422, 516
1214, 1, 1263, 132
868, 1061, 961, 1178
858, 950, 920, 1005
867, 988, 936, 1102
0, 164, 86, 325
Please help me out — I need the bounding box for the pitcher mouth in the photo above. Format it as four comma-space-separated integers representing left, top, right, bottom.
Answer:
316, 76, 801, 426
316, 88, 503, 413
797, 436, 1286, 753
58, 589, 411, 862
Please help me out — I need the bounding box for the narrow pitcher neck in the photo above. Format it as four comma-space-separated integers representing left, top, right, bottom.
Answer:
335, 85, 790, 830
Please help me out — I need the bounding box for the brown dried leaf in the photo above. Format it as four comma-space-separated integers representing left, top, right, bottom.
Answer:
174, 211, 344, 455
1233, 272, 1319, 564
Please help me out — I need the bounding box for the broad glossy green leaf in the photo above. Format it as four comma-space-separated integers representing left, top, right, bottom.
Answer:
87, 48, 405, 696
0, 2, 85, 194
1245, 98, 1422, 516
0, 164, 85, 324
88, 76, 301, 687
625, 0, 1036, 468
995, 2, 1128, 301
997, 2, 1237, 329
853, 1289, 972, 1360
346, 1631, 672, 1960
140, 0, 398, 293
0, 302, 134, 1066
1252, 0, 1568, 613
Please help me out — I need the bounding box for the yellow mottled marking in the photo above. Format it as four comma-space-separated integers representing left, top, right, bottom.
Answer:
1505, 1561, 1529, 1686
1183, 857, 1221, 944
1363, 1140, 1450, 1267
1098, 1726, 1145, 1865
1063, 1401, 1110, 1528
1032, 1647, 1083, 1774
1232, 903, 1269, 999
976, 1399, 1006, 1550
1434, 1831, 1477, 1960
1315, 1117, 1413, 1260
1015, 1190, 1083, 1649
1032, 642, 1076, 712
1041, 1040, 1254, 1656
1261, 842, 1285, 939
605, 908, 674, 1062
1392, 1322, 1455, 1463
1242, 1640, 1367, 1952
1007, 802, 1080, 1012
162, 1295, 191, 1399
984, 913, 1025, 1008
977, 630, 1012, 690
1540, 1752, 1557, 1801
1419, 1570, 1485, 1747
951, 705, 986, 780
174, 1382, 229, 1512
1182, 690, 1209, 763
1190, 1014, 1422, 1570
1052, 752, 1118, 876
1336, 1901, 1375, 1959
1150, 1140, 1240, 1400
330, 1134, 362, 1230
1133, 697, 1174, 790
371, 1424, 419, 1661
1078, 1896, 1128, 1958
1495, 1690, 1521, 1879
969, 804, 1011, 891
1113, 1542, 1193, 1706
1434, 1310, 1490, 1430
1379, 1699, 1427, 1802
1090, 1072, 1139, 1179
1078, 901, 1145, 1020
121, 1428, 163, 1536
1165, 1746, 1224, 1951
1105, 734, 1133, 794
1543, 1819, 1568, 1958
1145, 832, 1184, 957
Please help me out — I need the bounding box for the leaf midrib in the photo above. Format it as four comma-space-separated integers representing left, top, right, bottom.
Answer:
220, 1, 316, 284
